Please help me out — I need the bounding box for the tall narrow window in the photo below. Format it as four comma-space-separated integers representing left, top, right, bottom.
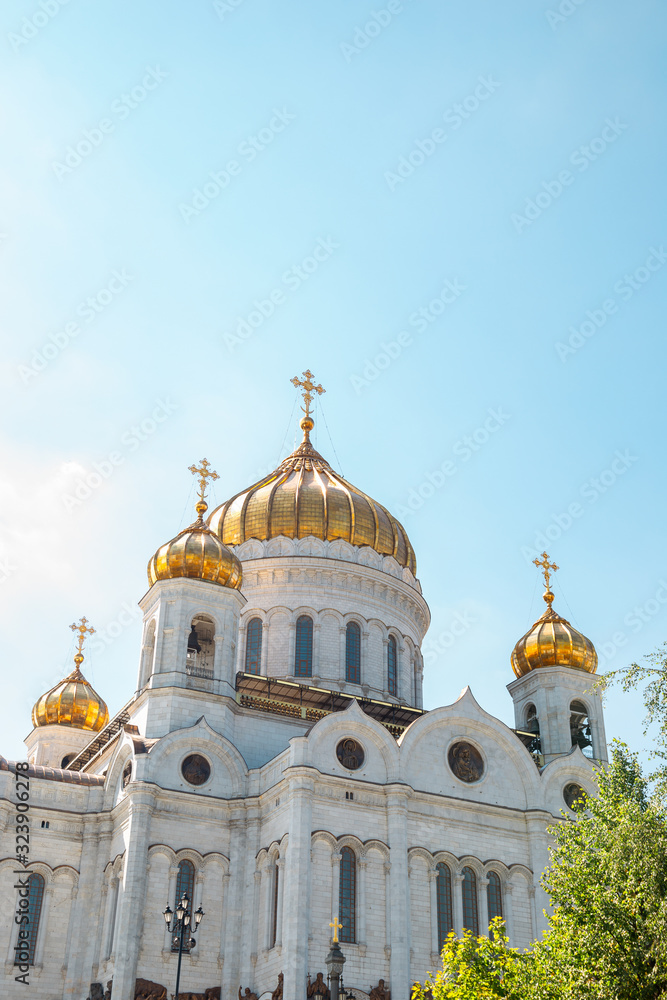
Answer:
271, 861, 280, 948
186, 615, 215, 679
245, 617, 263, 675
387, 635, 398, 696
436, 863, 453, 949
14, 873, 44, 966
172, 860, 195, 952
294, 615, 313, 677
339, 847, 356, 943
345, 622, 361, 684
570, 700, 594, 758
487, 871, 503, 931
462, 867, 479, 935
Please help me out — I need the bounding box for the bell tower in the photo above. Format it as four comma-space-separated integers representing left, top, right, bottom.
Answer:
507, 553, 607, 765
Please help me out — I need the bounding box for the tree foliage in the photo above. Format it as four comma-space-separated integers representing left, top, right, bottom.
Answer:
412, 744, 667, 1000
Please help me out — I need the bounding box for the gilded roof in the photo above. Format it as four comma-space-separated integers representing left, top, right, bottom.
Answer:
511, 591, 597, 678
32, 663, 109, 732
207, 429, 416, 574
148, 500, 242, 590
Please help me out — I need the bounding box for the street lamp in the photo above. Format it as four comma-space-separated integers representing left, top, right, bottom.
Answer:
163, 893, 204, 1000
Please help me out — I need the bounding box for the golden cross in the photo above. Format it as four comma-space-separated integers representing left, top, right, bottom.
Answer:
188, 458, 219, 502
290, 369, 325, 418
70, 616, 95, 654
329, 917, 342, 943
533, 551, 558, 591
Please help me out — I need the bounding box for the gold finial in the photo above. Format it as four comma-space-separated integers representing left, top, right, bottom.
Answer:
533, 551, 558, 603
290, 370, 325, 439
329, 917, 342, 944
188, 458, 219, 518
70, 616, 95, 668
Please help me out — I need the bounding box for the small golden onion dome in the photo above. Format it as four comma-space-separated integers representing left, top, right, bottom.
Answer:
511, 590, 598, 678
148, 498, 242, 589
208, 417, 416, 574
32, 653, 109, 731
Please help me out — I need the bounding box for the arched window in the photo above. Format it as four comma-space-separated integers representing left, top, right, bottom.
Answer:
462, 867, 479, 935
436, 862, 453, 948
387, 635, 398, 696
570, 700, 593, 757
186, 615, 215, 679
487, 871, 503, 932
339, 847, 356, 943
294, 615, 313, 677
245, 617, 263, 675
345, 622, 361, 684
171, 860, 195, 952
14, 873, 44, 966
524, 703, 542, 761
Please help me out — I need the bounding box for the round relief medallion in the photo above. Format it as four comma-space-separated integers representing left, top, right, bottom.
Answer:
448, 741, 484, 783
336, 738, 365, 770
181, 753, 211, 786
563, 782, 586, 810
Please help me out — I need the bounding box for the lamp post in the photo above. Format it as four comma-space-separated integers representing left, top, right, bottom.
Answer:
163, 892, 204, 1000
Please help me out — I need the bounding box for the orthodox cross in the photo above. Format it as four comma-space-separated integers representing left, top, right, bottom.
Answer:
329, 917, 342, 943
188, 458, 219, 502
70, 616, 95, 654
533, 551, 558, 591
290, 369, 325, 418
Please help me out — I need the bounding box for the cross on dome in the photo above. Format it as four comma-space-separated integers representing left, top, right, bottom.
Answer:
290, 369, 325, 419
70, 616, 95, 657
533, 551, 558, 592
188, 458, 219, 504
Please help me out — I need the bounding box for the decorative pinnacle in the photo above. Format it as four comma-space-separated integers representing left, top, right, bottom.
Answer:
70, 617, 95, 666
188, 458, 219, 515
329, 917, 342, 944
533, 551, 558, 596
290, 369, 325, 421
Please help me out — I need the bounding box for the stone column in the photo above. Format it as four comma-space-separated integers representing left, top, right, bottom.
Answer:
261, 863, 273, 952
63, 816, 104, 998
383, 863, 392, 962
260, 622, 270, 675
221, 807, 247, 1000
109, 788, 156, 1000
503, 883, 514, 944
479, 878, 489, 936
387, 786, 410, 998
282, 770, 314, 1000
330, 851, 341, 925
357, 855, 367, 950
428, 869, 439, 963
453, 874, 464, 936
275, 858, 286, 948
251, 870, 261, 965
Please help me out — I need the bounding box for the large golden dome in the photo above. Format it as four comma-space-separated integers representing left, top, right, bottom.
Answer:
511, 589, 597, 678
208, 417, 416, 574
32, 657, 109, 731
148, 459, 242, 590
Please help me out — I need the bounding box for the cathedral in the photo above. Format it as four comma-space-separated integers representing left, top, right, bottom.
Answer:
0, 372, 606, 1000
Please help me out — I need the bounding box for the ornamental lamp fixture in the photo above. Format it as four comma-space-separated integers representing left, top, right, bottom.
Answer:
176, 892, 188, 923
163, 904, 173, 929
194, 905, 205, 927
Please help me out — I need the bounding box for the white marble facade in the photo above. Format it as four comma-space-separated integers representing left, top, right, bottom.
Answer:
0, 523, 606, 1000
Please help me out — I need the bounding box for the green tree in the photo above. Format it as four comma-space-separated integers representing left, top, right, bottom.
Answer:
412, 743, 667, 1000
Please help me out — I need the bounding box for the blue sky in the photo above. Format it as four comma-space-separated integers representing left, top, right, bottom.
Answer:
1, 0, 665, 763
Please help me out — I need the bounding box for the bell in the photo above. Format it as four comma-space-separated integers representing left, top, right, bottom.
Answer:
187, 625, 201, 653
